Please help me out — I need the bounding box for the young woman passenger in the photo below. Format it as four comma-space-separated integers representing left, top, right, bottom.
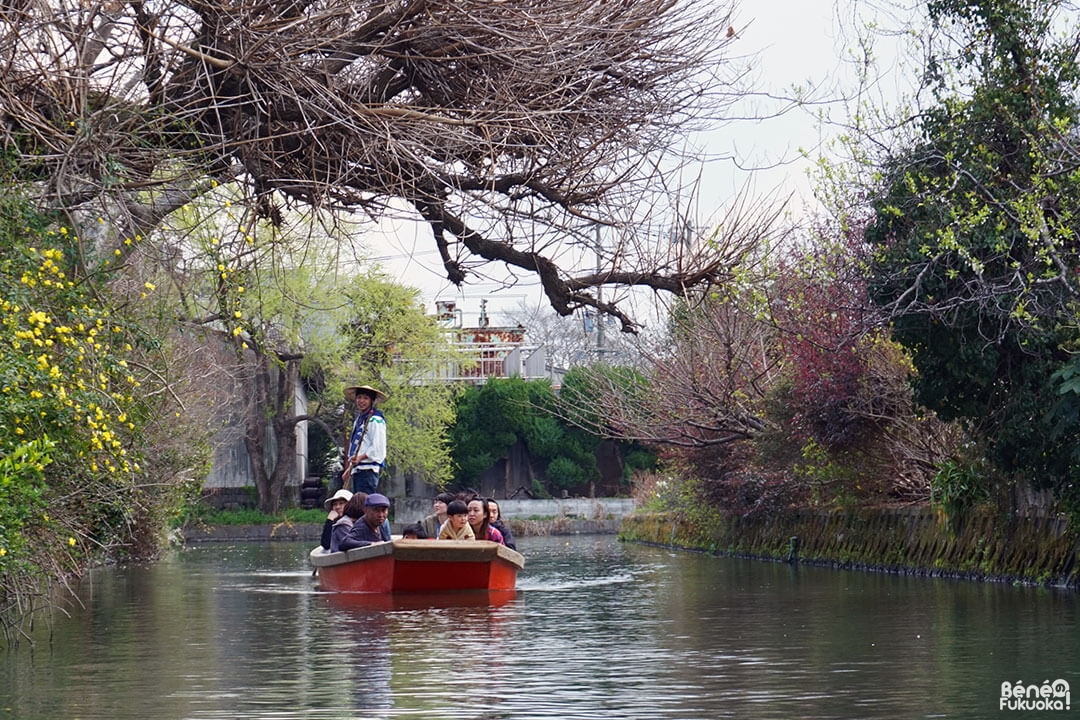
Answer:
467, 497, 505, 545
486, 499, 516, 551
422, 491, 455, 539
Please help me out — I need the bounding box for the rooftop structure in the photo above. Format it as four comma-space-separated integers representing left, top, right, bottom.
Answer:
433, 299, 550, 384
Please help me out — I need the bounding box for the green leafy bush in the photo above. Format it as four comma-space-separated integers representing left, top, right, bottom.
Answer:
930, 460, 990, 526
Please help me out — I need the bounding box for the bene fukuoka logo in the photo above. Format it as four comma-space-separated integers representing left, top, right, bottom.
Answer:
1000, 680, 1070, 711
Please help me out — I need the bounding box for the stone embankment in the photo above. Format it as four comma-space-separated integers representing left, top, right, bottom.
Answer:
181, 517, 625, 544
619, 506, 1080, 588
182, 497, 634, 544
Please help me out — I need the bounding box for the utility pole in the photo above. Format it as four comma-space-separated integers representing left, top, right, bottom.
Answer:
595, 224, 604, 359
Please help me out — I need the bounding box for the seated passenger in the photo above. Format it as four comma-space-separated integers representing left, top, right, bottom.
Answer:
467, 497, 505, 545
329, 493, 365, 552
340, 493, 393, 550
438, 500, 475, 540
487, 498, 516, 550
320, 488, 353, 551
422, 492, 455, 539
401, 522, 427, 540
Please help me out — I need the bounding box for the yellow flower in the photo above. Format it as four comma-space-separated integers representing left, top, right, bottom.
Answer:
68, 537, 76, 547
0, 548, 6, 556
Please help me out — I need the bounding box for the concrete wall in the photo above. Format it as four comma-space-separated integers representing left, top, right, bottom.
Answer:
394, 496, 636, 525
181, 512, 629, 544
203, 363, 307, 490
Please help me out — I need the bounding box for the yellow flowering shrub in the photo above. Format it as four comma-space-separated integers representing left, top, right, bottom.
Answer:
0, 195, 167, 635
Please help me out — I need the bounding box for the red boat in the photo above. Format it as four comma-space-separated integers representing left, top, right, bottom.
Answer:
309, 539, 525, 593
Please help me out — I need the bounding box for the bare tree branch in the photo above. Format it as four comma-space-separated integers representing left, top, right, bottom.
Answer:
0, 0, 766, 324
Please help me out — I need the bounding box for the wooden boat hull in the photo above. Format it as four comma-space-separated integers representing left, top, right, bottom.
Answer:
310, 539, 525, 593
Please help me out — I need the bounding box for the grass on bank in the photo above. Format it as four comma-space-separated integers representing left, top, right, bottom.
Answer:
178, 506, 327, 527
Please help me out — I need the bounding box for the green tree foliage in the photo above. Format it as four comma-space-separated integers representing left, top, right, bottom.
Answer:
335, 274, 458, 488
154, 190, 458, 510
450, 377, 608, 494
864, 0, 1080, 509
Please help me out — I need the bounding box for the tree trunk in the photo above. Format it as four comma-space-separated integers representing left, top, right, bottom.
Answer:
242, 349, 302, 514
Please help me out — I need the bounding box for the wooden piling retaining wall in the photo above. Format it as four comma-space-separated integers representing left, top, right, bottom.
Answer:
619, 506, 1080, 588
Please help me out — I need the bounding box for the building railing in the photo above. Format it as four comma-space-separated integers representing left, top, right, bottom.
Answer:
396, 341, 552, 384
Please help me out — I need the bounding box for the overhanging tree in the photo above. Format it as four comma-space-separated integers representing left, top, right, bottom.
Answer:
1, 0, 762, 330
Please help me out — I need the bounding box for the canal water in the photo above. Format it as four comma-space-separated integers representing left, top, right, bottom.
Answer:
1, 535, 1077, 719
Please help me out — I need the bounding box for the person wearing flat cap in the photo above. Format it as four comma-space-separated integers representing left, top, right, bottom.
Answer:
342, 384, 387, 495
340, 493, 392, 550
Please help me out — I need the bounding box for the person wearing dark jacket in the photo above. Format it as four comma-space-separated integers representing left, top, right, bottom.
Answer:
320, 488, 353, 550
329, 493, 366, 552
422, 491, 455, 539
487, 498, 517, 551
341, 493, 392, 550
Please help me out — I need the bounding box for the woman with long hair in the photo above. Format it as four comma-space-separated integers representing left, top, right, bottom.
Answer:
466, 497, 505, 545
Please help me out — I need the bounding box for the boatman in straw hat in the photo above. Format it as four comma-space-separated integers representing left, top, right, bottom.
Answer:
342, 384, 387, 495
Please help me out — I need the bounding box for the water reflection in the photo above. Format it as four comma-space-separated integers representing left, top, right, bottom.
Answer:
1, 536, 1077, 719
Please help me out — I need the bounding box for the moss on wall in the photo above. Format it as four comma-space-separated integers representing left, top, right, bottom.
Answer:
619, 507, 1080, 587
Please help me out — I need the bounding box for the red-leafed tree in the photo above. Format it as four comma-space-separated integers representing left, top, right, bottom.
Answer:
557, 216, 961, 513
